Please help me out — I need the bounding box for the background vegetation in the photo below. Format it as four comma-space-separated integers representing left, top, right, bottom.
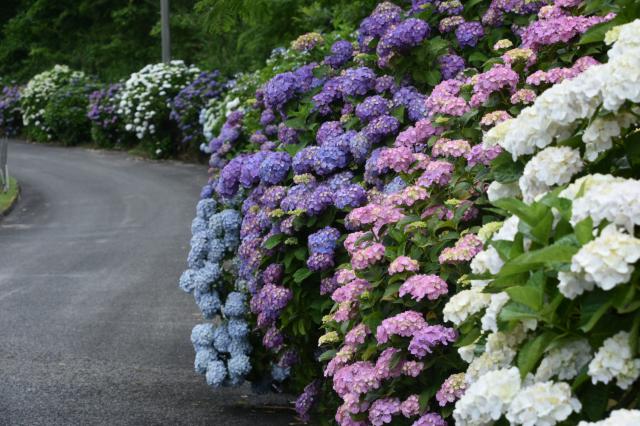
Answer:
0, 0, 379, 82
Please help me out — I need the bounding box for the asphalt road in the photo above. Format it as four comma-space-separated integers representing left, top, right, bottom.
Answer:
0, 141, 293, 426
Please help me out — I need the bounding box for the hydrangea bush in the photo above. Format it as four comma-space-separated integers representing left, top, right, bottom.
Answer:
20, 65, 90, 142
117, 60, 200, 158
87, 83, 135, 148
174, 1, 640, 425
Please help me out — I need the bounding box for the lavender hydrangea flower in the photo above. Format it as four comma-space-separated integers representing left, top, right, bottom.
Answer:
338, 67, 376, 97
363, 115, 400, 143
316, 121, 343, 146
335, 184, 368, 209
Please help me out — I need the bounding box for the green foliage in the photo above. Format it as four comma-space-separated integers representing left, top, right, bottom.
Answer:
42, 80, 97, 146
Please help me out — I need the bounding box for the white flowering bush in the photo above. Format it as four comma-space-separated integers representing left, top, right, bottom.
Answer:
20, 65, 89, 142
118, 60, 200, 158
451, 19, 640, 425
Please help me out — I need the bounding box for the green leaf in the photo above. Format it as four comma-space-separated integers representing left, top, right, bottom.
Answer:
491, 153, 523, 183
293, 268, 313, 284
581, 383, 609, 420
426, 69, 441, 86
498, 243, 578, 276
382, 282, 401, 301
578, 19, 618, 45
574, 217, 594, 245
506, 286, 543, 311
318, 349, 337, 362
263, 234, 283, 249
499, 301, 539, 322
517, 332, 555, 377
580, 291, 613, 332
455, 327, 481, 348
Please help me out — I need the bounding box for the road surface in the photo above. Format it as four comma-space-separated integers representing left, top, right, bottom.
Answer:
0, 141, 293, 425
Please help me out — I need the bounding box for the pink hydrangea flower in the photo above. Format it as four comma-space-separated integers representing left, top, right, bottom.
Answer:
333, 361, 380, 398
480, 110, 511, 128
351, 242, 386, 270
417, 161, 454, 188
375, 347, 403, 380
436, 372, 467, 406
332, 278, 371, 303
412, 413, 446, 426
336, 268, 357, 284
466, 144, 503, 167
470, 64, 519, 107
438, 233, 483, 264
432, 138, 471, 158
408, 325, 457, 357
510, 88, 537, 105
377, 147, 415, 172
369, 398, 401, 426
376, 311, 426, 343
400, 395, 420, 418
345, 323, 370, 346
388, 256, 420, 275
401, 361, 424, 377
399, 274, 448, 302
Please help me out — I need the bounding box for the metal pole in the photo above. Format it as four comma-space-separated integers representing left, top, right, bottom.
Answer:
161, 0, 171, 63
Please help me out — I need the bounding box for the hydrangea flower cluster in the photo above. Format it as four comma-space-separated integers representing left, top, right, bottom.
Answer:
21, 65, 88, 140
118, 60, 200, 154
180, 198, 250, 387
170, 71, 223, 146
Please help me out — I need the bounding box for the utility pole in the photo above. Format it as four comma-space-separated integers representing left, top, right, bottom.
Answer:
161, 0, 171, 63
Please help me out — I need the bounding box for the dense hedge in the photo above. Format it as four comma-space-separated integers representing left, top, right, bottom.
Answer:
2, 1, 640, 425
179, 0, 640, 425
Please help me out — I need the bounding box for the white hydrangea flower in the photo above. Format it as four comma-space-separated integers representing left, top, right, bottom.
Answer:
458, 343, 478, 363
493, 215, 520, 242
481, 292, 509, 333
453, 367, 521, 425
588, 331, 640, 389
506, 381, 581, 426
519, 147, 583, 203
578, 409, 640, 426
559, 225, 640, 299
477, 221, 504, 243
480, 20, 640, 160
471, 246, 504, 275
466, 328, 528, 383
582, 113, 636, 161
535, 339, 592, 382
443, 288, 491, 326
487, 181, 521, 202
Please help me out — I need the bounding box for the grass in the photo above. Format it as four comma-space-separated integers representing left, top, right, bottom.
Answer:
0, 177, 19, 214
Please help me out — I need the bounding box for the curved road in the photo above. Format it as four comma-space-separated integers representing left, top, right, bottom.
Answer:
0, 141, 293, 425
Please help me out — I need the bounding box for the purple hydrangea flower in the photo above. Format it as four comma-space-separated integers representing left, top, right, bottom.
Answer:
439, 54, 465, 80
259, 152, 291, 185
325, 40, 354, 68
316, 121, 343, 146
455, 21, 484, 48
356, 95, 390, 123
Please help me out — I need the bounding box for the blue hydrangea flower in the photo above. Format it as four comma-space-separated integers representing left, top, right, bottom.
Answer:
191, 217, 207, 236
212, 324, 231, 353
194, 348, 218, 375
219, 209, 242, 234
205, 360, 227, 387
316, 121, 343, 146
384, 175, 408, 194
271, 365, 291, 382
349, 131, 373, 164
325, 40, 354, 68
196, 198, 217, 220
191, 323, 215, 349
259, 152, 292, 185
228, 337, 252, 357
293, 147, 319, 175
327, 171, 355, 192
197, 291, 221, 319
207, 214, 224, 237
334, 184, 368, 209
239, 152, 267, 188
179, 269, 197, 293
228, 354, 252, 379
338, 67, 376, 97
305, 185, 334, 215
222, 292, 246, 318
227, 318, 249, 339
356, 95, 390, 123
223, 233, 240, 252
208, 239, 226, 263
187, 233, 208, 269
308, 226, 341, 255
362, 114, 400, 143
313, 145, 349, 176
194, 262, 222, 293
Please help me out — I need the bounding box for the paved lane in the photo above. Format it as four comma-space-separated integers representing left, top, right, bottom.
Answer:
0, 141, 293, 425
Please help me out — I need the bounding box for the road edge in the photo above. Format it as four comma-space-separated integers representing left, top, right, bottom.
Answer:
0, 180, 20, 219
